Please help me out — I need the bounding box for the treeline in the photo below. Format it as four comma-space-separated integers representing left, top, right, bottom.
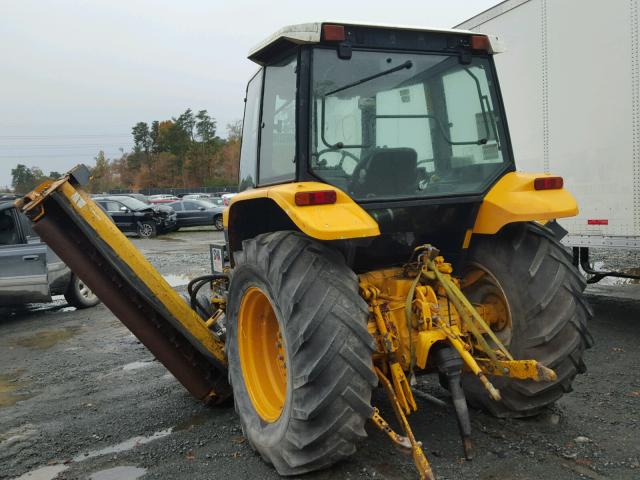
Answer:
10, 165, 63, 194
9, 108, 242, 194
90, 109, 241, 193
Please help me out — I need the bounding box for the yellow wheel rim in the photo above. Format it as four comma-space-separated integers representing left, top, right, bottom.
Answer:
237, 287, 287, 422
462, 265, 513, 346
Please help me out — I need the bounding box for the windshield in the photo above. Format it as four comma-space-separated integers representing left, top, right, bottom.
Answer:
310, 48, 511, 201
118, 197, 149, 210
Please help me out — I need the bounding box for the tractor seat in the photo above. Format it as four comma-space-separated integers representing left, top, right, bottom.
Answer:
356, 147, 418, 197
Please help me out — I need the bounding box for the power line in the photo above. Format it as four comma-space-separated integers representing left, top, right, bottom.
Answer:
0, 153, 118, 158
0, 134, 131, 139
0, 144, 131, 148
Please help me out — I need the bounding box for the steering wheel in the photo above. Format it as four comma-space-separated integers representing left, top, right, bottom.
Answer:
313, 148, 360, 170
416, 159, 437, 191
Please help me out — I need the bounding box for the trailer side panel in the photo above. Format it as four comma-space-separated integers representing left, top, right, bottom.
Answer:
458, 0, 640, 248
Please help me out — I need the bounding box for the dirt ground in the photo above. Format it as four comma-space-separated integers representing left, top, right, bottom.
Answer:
1, 228, 639, 480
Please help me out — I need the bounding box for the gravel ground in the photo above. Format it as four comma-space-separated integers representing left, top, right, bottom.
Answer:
1, 228, 639, 480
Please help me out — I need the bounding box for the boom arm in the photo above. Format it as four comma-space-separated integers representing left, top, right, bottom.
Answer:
17, 166, 230, 403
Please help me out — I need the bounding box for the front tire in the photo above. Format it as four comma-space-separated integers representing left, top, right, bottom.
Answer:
64, 274, 100, 309
462, 222, 593, 417
226, 232, 376, 475
214, 215, 223, 231
137, 220, 157, 238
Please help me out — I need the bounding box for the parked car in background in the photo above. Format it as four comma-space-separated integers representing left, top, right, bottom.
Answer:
110, 192, 149, 204
221, 193, 236, 206
208, 197, 224, 207
168, 199, 224, 231
148, 194, 179, 204
0, 201, 100, 308
151, 204, 178, 232
183, 193, 213, 201
94, 196, 176, 238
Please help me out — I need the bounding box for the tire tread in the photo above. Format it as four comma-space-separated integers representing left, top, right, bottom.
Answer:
464, 222, 592, 418
227, 232, 375, 475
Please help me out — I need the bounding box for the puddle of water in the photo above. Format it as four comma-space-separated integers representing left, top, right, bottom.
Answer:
122, 361, 154, 372
12, 464, 69, 480
174, 412, 211, 431
0, 423, 36, 444
90, 466, 147, 480
162, 273, 191, 287
0, 371, 33, 408
10, 326, 82, 350
73, 428, 173, 461
0, 300, 67, 319
156, 236, 185, 242
26, 296, 68, 314
16, 428, 171, 479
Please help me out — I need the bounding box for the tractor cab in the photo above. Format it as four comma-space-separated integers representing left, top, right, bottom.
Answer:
235, 22, 514, 270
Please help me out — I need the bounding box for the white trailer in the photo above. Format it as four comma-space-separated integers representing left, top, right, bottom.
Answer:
457, 0, 640, 282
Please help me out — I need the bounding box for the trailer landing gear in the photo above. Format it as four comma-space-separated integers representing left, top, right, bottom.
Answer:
573, 247, 640, 284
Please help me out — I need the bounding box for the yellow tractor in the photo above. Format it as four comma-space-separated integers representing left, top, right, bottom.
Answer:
19, 23, 592, 480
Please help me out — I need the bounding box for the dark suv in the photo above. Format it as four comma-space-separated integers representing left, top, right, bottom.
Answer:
0, 201, 100, 308
94, 196, 176, 237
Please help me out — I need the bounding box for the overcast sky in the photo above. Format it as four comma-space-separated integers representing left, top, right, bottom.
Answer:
0, 0, 498, 188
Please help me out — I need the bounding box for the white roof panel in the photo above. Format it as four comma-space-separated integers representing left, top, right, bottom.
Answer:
248, 21, 504, 64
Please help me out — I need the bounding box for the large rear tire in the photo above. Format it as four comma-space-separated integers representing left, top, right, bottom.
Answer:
462, 222, 593, 418
226, 231, 376, 475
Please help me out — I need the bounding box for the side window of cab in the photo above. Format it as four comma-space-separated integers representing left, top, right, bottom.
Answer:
238, 52, 298, 190
258, 53, 297, 185
239, 70, 263, 191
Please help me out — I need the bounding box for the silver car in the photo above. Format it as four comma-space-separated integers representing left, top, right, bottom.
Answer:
167, 199, 225, 231
0, 201, 99, 308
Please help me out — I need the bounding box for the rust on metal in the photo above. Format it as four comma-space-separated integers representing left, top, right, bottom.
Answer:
32, 203, 229, 402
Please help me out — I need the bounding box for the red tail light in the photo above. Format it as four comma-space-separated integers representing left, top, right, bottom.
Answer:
322, 24, 345, 42
534, 176, 563, 190
471, 35, 490, 51
295, 190, 337, 206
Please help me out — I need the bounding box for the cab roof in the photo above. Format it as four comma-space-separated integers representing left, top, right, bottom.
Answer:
248, 21, 505, 65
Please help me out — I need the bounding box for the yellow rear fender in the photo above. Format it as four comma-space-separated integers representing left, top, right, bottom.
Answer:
473, 172, 578, 235
224, 182, 380, 253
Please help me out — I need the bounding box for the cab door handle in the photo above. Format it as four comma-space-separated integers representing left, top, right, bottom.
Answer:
22, 255, 39, 261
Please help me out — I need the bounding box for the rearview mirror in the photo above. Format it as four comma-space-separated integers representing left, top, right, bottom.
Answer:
120, 206, 129, 212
